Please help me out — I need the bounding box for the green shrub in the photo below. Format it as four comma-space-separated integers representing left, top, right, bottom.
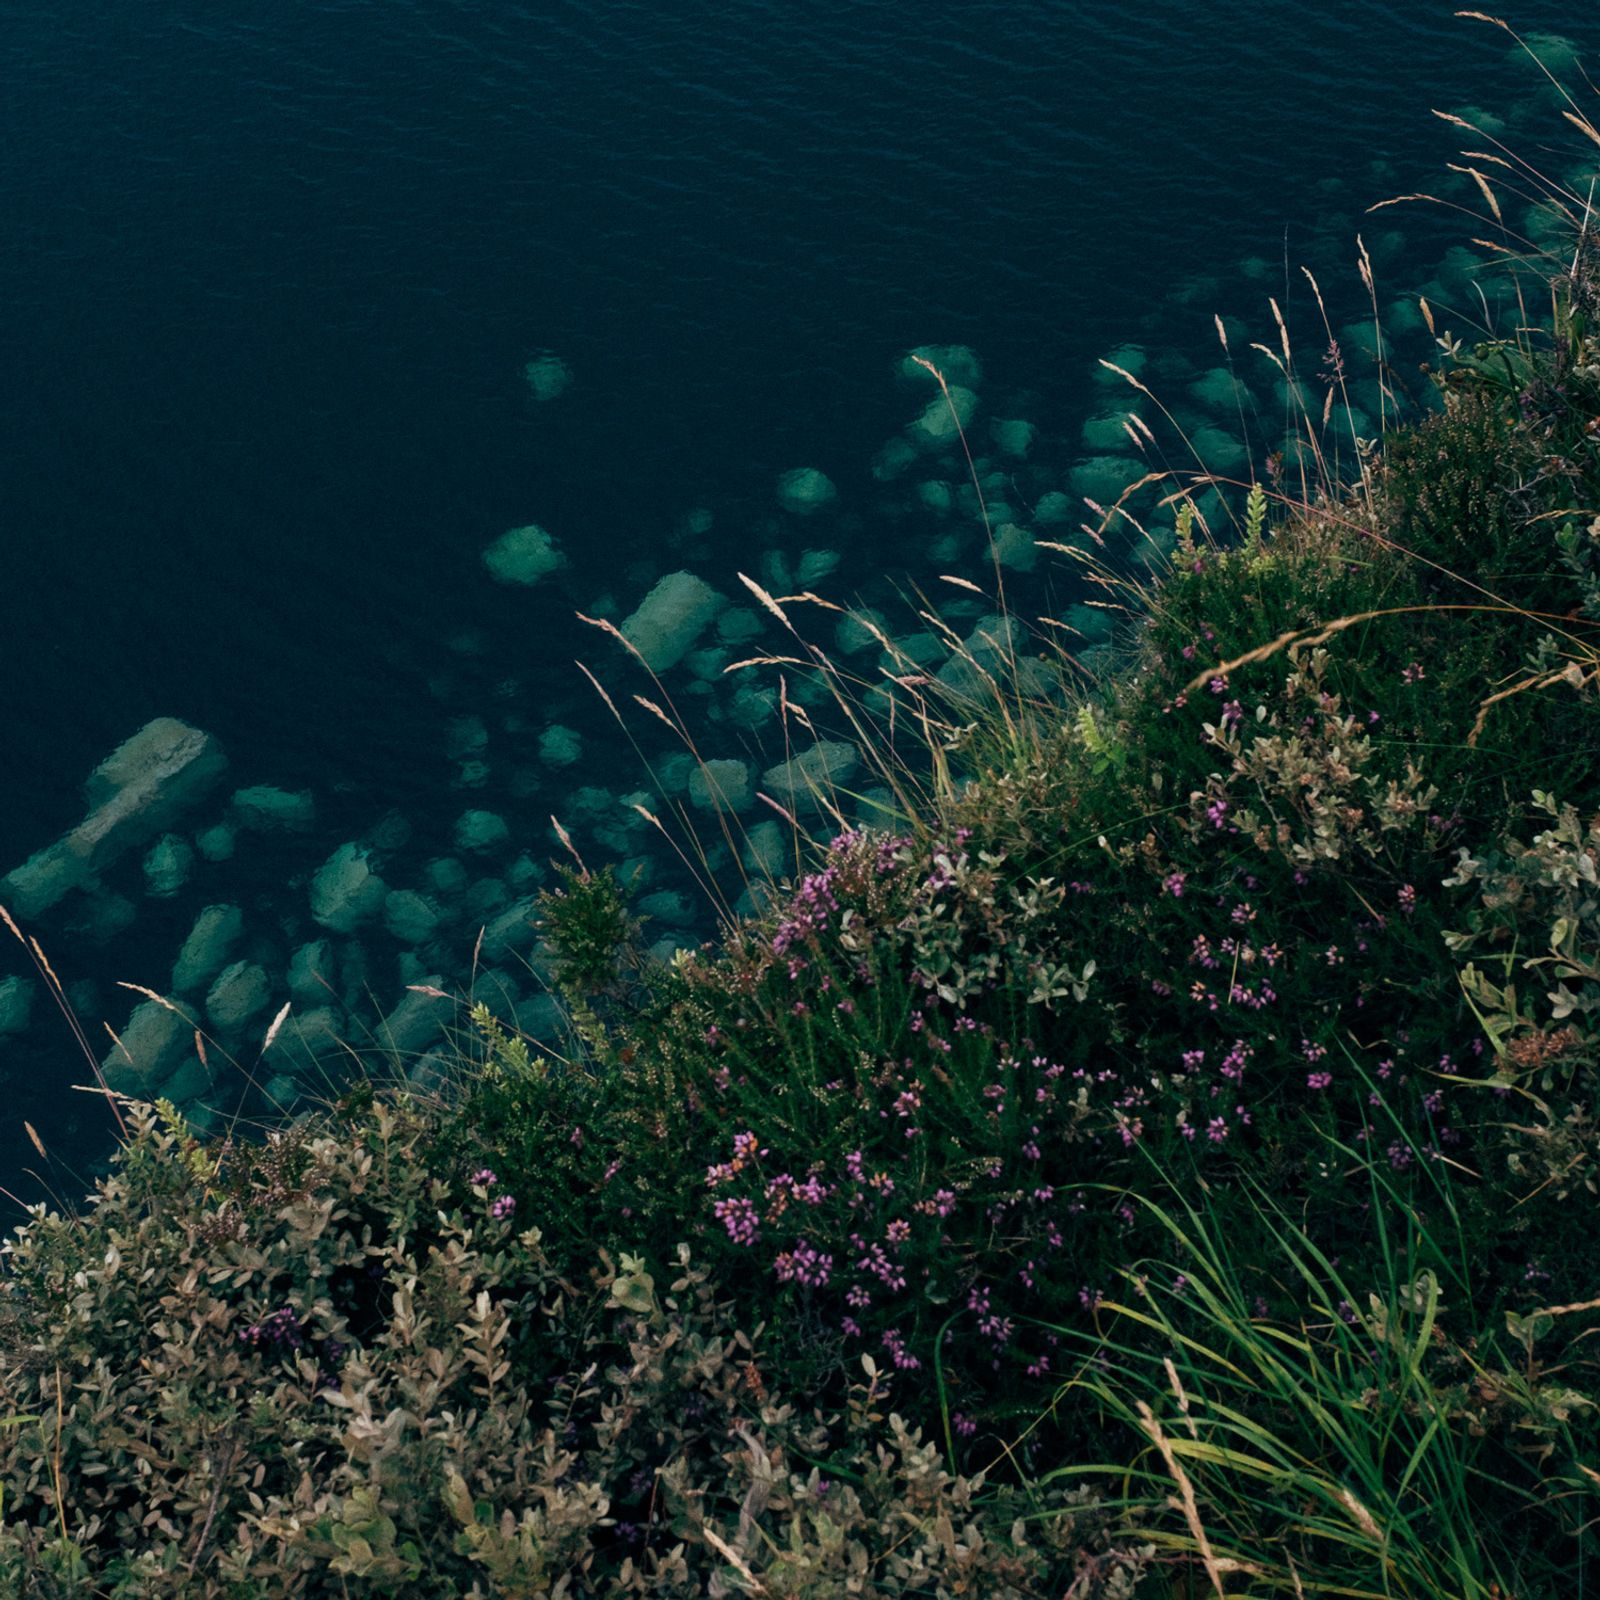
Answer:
0, 1100, 1146, 1597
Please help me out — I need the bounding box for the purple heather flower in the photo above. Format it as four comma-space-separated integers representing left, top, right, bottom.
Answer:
490, 1194, 516, 1220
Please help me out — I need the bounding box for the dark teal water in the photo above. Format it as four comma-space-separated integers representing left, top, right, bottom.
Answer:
0, 2, 1590, 1200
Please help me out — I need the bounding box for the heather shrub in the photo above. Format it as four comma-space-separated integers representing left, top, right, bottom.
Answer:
0, 1099, 1145, 1597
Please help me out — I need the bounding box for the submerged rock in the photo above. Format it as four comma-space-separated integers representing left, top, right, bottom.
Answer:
423, 857, 469, 897
523, 353, 572, 402
836, 608, 888, 656
384, 889, 442, 946
483, 523, 568, 586
742, 819, 789, 880
776, 467, 838, 515
507, 853, 544, 891
101, 998, 197, 1098
172, 904, 245, 994
688, 759, 753, 814
899, 343, 983, 389
991, 418, 1036, 457
287, 939, 337, 1005
795, 549, 841, 586
910, 385, 979, 450
1068, 455, 1146, 505
871, 437, 919, 481
265, 1005, 346, 1078
70, 891, 137, 944
374, 979, 455, 1061
194, 822, 237, 863
480, 898, 540, 962
205, 961, 272, 1034
4, 718, 226, 920
1034, 490, 1074, 526
538, 725, 582, 767
992, 523, 1038, 572
716, 608, 763, 646
261, 1073, 306, 1112
454, 810, 510, 854
1093, 343, 1147, 384
0, 975, 35, 1038
621, 572, 724, 672
76, 720, 227, 872
85, 718, 227, 811
231, 785, 316, 832
1, 842, 89, 923
638, 889, 694, 927
761, 741, 859, 815
310, 843, 388, 934
142, 834, 194, 899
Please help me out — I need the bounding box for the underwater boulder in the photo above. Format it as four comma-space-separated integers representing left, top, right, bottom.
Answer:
991, 418, 1036, 457
479, 897, 539, 962
538, 724, 583, 768
688, 759, 753, 813
205, 961, 272, 1034
101, 998, 197, 1098
0, 975, 35, 1038
482, 523, 568, 586
374, 979, 454, 1060
992, 522, 1038, 572
795, 549, 841, 586
899, 343, 983, 389
523, 353, 571, 402
1092, 344, 1147, 385
620, 571, 724, 672
58, 719, 229, 883
1068, 455, 1145, 505
287, 939, 337, 1005
1034, 490, 1074, 526
836, 608, 888, 655
142, 834, 194, 899
1, 841, 89, 922
384, 889, 442, 946
194, 822, 237, 863
871, 437, 919, 481
265, 1005, 346, 1078
84, 718, 227, 811
1189, 426, 1249, 475
716, 607, 763, 646
775, 467, 838, 515
761, 741, 858, 815
231, 786, 316, 833
454, 810, 510, 855
909, 385, 979, 450
423, 856, 469, 897
172, 904, 245, 995
310, 843, 388, 934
